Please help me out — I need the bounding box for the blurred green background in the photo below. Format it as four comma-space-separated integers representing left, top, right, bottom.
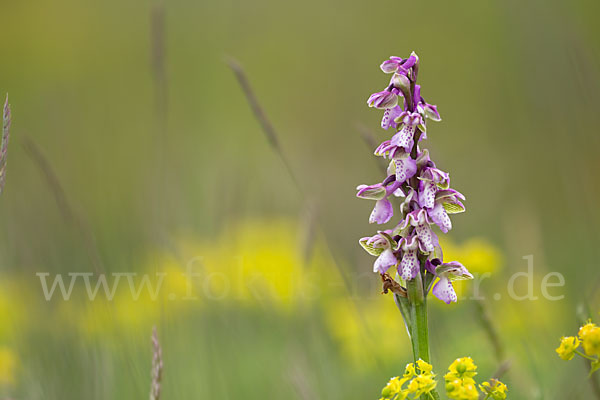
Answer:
1, 0, 600, 398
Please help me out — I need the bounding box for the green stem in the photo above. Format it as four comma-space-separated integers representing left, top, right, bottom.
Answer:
407, 273, 430, 363
575, 350, 598, 362
404, 272, 441, 400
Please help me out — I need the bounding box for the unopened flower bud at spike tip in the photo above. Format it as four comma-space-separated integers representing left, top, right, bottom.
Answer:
392, 73, 411, 92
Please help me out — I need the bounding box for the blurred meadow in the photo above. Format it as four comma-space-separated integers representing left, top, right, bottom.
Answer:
1, 0, 600, 398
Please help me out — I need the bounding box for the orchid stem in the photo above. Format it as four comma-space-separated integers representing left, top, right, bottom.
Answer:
407, 272, 429, 363
404, 271, 441, 400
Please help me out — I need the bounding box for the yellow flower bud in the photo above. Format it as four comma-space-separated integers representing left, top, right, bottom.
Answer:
381, 386, 393, 398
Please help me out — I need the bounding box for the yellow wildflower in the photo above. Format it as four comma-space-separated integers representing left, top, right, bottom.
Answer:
416, 359, 434, 375
380, 360, 437, 400
403, 362, 416, 378
445, 357, 478, 380
445, 357, 480, 400
445, 378, 461, 394
381, 376, 403, 398
579, 320, 597, 339
582, 329, 600, 356
404, 359, 437, 397
480, 379, 508, 400
406, 373, 437, 398
579, 321, 600, 357
461, 381, 480, 400
556, 336, 580, 360
445, 377, 479, 400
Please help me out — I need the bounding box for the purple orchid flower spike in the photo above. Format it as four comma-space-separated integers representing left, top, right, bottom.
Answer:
359, 231, 399, 274
417, 166, 450, 209
359, 54, 489, 399
390, 111, 423, 153
398, 209, 437, 253
431, 261, 473, 304
367, 90, 398, 109
359, 53, 469, 313
427, 189, 466, 233
356, 180, 402, 224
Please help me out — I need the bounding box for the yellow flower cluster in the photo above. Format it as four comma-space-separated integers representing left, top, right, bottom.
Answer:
444, 357, 479, 400
444, 357, 508, 400
556, 336, 580, 360
579, 321, 600, 357
379, 357, 508, 400
380, 359, 437, 400
556, 319, 600, 375
480, 379, 508, 400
